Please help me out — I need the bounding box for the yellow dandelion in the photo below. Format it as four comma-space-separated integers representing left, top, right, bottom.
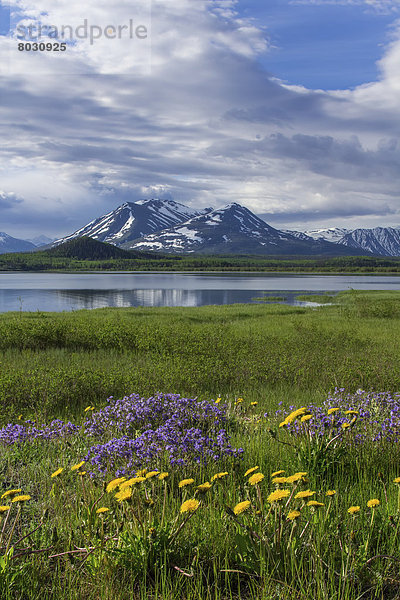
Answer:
96, 507, 109, 514
367, 499, 380, 508
251, 402, 258, 406
18, 414, 22, 420
271, 470, 285, 478
136, 469, 147, 477
51, 468, 63, 478
394, 477, 400, 484
106, 477, 126, 493
114, 488, 132, 502
279, 407, 308, 427
233, 500, 251, 515
295, 489, 315, 500
267, 489, 290, 503
158, 472, 169, 480
348, 506, 360, 514
342, 423, 350, 430
211, 472, 228, 482
272, 476, 288, 484
301, 414, 313, 422
78, 471, 86, 476
178, 478, 195, 488
1, 489, 22, 499
145, 471, 159, 479
345, 410, 358, 415
236, 397, 244, 404
196, 482, 212, 493
71, 461, 85, 472
307, 500, 324, 508
11, 495, 31, 503
285, 473, 304, 484
215, 398, 221, 404
248, 473, 264, 486
287, 510, 301, 520
0, 506, 10, 513
180, 499, 200, 513
84, 406, 93, 412
326, 490, 336, 496
327, 408, 339, 415
245, 466, 259, 477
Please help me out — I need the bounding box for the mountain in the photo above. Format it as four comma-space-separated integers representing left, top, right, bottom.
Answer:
0, 232, 36, 254
339, 227, 400, 256
126, 203, 366, 256
26, 235, 55, 247
285, 228, 351, 243
53, 199, 212, 247
46, 237, 139, 260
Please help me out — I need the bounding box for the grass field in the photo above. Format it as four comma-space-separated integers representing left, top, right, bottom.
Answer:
1, 290, 400, 599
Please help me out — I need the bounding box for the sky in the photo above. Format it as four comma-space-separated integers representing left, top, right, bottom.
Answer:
1, 0, 400, 238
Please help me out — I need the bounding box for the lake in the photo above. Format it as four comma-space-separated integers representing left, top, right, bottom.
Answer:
0, 272, 400, 312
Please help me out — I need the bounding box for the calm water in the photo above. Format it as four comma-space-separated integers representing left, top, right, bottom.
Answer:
0, 272, 400, 312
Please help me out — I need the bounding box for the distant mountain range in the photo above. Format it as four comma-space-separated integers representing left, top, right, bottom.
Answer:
127, 203, 361, 256
2, 199, 400, 256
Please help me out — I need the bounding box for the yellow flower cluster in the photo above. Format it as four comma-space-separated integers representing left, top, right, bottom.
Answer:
279, 407, 308, 428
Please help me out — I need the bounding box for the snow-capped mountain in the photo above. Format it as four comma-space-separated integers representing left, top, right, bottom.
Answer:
53, 199, 212, 247
0, 232, 36, 254
285, 228, 351, 243
26, 235, 55, 247
339, 227, 400, 256
126, 203, 363, 256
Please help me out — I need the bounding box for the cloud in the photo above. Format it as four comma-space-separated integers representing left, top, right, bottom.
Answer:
0, 0, 400, 235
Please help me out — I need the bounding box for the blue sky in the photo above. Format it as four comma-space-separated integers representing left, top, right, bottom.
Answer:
1, 0, 400, 237
240, 0, 394, 89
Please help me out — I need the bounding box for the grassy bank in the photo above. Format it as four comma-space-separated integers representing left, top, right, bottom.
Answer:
1, 291, 400, 599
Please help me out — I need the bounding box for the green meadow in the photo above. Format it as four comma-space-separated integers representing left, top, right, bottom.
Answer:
1, 290, 400, 599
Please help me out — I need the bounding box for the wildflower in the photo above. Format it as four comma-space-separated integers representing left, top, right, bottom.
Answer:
326, 490, 336, 496
211, 472, 228, 482
271, 470, 285, 478
145, 471, 159, 479
295, 490, 315, 500
96, 507, 109, 514
136, 469, 147, 477
196, 482, 212, 493
178, 478, 195, 488
18, 414, 22, 420
158, 472, 169, 480
248, 473, 264, 486
307, 501, 324, 508
286, 473, 304, 484
327, 408, 339, 415
215, 398, 221, 404
272, 476, 288, 484
245, 466, 259, 477
233, 500, 251, 515
51, 468, 63, 478
348, 506, 360, 514
84, 406, 94, 412
11, 495, 31, 503
79, 471, 86, 476
279, 407, 307, 427
251, 402, 258, 406
0, 506, 10, 513
367, 499, 380, 508
71, 461, 85, 472
342, 423, 350, 430
115, 488, 132, 502
394, 477, 400, 484
300, 415, 313, 422
1, 489, 22, 499
236, 398, 244, 404
180, 499, 200, 513
287, 510, 301, 520
345, 410, 359, 415
267, 489, 290, 503
106, 477, 127, 493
